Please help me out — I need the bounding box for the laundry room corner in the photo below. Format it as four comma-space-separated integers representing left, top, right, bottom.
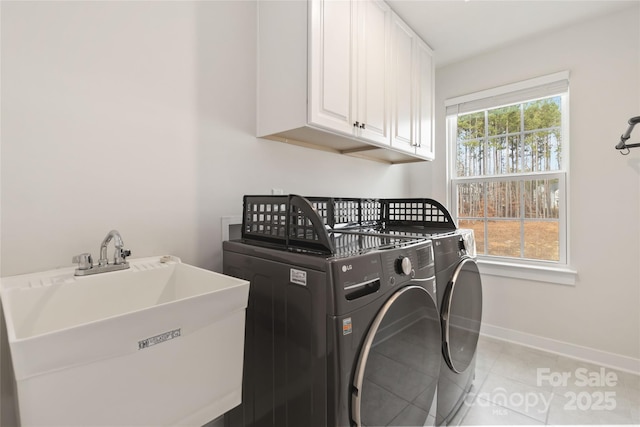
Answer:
410, 4, 640, 372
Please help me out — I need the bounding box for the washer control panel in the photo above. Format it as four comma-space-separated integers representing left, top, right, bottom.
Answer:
395, 256, 412, 276
330, 240, 435, 314
382, 241, 434, 284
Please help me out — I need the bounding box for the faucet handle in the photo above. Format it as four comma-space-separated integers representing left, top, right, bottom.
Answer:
72, 253, 93, 270
114, 248, 131, 265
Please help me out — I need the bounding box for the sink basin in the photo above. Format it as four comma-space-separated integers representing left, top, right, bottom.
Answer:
1, 255, 249, 426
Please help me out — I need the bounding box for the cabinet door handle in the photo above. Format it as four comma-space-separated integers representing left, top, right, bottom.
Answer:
360, 123, 365, 129
353, 121, 360, 127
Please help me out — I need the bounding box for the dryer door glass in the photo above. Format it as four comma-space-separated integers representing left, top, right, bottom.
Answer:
352, 285, 441, 427
442, 258, 483, 373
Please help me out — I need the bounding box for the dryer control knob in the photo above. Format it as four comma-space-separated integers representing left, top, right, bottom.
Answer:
396, 256, 412, 276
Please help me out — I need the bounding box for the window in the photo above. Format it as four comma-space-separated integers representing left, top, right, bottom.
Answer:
446, 72, 570, 268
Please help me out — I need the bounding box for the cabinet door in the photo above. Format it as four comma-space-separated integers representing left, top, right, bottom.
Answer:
309, 0, 355, 135
355, 0, 391, 145
414, 39, 435, 160
390, 13, 415, 152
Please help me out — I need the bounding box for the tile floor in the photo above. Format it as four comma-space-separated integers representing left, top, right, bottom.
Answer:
450, 336, 640, 426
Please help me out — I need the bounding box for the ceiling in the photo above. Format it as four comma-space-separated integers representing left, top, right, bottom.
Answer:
386, 0, 638, 67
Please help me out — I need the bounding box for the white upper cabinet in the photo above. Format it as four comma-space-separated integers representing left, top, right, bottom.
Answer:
390, 14, 416, 152
390, 12, 435, 160
309, 0, 354, 135
310, 0, 390, 144
354, 0, 391, 145
415, 38, 435, 160
257, 0, 433, 164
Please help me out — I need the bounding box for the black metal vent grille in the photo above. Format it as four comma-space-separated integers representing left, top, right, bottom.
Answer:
290, 205, 319, 240
244, 196, 288, 242
307, 197, 381, 228
384, 199, 455, 228
361, 199, 382, 225
241, 195, 455, 254
309, 199, 330, 225
334, 199, 360, 225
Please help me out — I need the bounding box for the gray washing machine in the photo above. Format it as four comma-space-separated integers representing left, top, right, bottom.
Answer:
222, 195, 449, 427
432, 231, 483, 425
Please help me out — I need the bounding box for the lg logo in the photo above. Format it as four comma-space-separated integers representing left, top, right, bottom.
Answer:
341, 264, 353, 273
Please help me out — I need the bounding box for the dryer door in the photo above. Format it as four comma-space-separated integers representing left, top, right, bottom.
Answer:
352, 285, 441, 427
442, 257, 483, 373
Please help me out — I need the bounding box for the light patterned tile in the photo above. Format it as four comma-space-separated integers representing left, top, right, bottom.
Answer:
612, 385, 640, 424
490, 344, 557, 390
447, 393, 476, 426
389, 403, 429, 427
614, 369, 640, 391
457, 339, 639, 426
460, 396, 543, 426
477, 335, 506, 354
545, 355, 639, 424
551, 355, 640, 391
546, 390, 636, 425
473, 367, 491, 393
631, 401, 640, 425
476, 336, 504, 373
478, 373, 552, 422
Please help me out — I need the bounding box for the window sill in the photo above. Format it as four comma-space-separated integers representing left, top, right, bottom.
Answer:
476, 258, 578, 286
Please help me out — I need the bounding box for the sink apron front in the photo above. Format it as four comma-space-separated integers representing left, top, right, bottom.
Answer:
0, 256, 249, 426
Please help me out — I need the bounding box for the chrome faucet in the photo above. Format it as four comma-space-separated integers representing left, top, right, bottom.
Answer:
72, 229, 131, 276
99, 229, 128, 266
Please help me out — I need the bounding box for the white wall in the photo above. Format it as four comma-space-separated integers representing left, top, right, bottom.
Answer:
410, 6, 640, 367
0, 0, 409, 278
0, 1, 410, 424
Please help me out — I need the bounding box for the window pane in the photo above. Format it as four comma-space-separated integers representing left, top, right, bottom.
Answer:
488, 105, 520, 136
523, 179, 560, 219
486, 135, 519, 175
457, 182, 484, 218
456, 139, 484, 177
524, 221, 559, 261
486, 181, 520, 218
523, 97, 562, 172
457, 111, 484, 140
459, 219, 485, 255
487, 220, 521, 257
457, 112, 485, 177
523, 130, 562, 172
524, 97, 561, 131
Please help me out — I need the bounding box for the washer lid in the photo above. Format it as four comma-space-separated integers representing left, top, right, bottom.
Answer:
352, 285, 441, 427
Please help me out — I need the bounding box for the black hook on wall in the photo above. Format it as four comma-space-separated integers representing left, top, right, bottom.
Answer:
616, 116, 640, 155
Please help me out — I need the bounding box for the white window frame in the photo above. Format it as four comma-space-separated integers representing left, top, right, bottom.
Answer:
445, 71, 577, 285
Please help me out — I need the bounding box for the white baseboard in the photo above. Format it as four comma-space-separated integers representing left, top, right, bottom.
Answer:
480, 323, 640, 375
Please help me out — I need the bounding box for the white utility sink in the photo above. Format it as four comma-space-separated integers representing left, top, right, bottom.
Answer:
0, 255, 249, 426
